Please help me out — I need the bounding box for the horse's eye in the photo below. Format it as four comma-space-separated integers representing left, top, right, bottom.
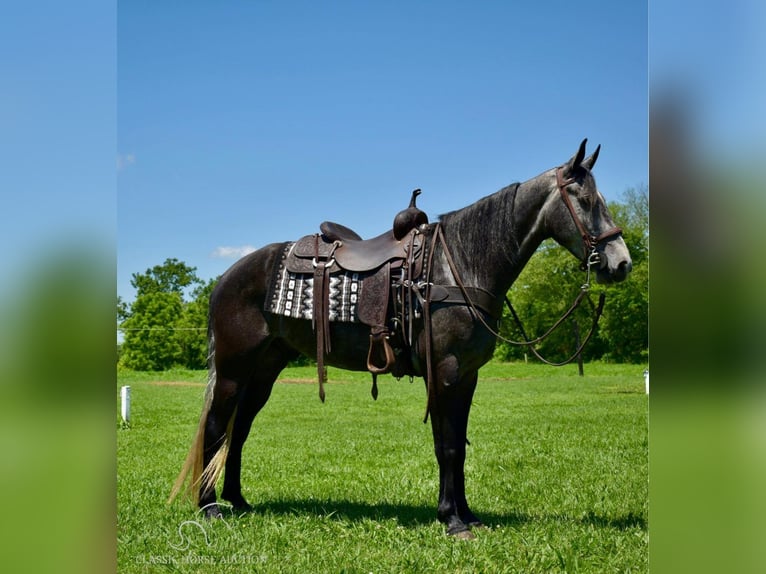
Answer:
577, 195, 591, 209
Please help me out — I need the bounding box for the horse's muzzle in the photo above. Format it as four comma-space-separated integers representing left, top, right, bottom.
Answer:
596, 258, 632, 284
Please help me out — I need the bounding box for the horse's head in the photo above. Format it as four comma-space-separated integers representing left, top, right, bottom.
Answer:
546, 139, 632, 284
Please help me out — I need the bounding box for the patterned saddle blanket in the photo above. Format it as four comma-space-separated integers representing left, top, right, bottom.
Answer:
266, 241, 394, 327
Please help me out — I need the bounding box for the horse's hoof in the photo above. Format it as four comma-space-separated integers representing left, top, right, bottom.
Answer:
447, 522, 477, 540
202, 503, 224, 519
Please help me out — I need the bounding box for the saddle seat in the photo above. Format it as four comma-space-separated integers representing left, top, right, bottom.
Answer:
330, 227, 423, 273
288, 227, 423, 274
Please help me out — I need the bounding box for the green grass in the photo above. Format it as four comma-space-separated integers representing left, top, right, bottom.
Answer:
117, 361, 648, 573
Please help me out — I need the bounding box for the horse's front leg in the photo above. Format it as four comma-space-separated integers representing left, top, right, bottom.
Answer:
430, 367, 481, 538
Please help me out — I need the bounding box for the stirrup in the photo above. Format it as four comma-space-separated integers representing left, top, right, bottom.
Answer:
366, 331, 395, 375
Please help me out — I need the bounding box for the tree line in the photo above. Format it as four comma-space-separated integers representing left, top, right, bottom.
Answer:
117, 258, 215, 370
117, 187, 647, 370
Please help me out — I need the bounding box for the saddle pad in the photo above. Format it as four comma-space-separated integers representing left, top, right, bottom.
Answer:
269, 271, 361, 323
268, 243, 377, 323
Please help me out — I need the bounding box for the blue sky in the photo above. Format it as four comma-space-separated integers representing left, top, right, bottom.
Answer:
117, 1, 648, 303
0, 1, 116, 292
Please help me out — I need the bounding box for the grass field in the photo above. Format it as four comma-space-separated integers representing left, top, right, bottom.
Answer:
117, 362, 648, 573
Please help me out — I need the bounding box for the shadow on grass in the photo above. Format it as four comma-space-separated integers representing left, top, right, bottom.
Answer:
224, 498, 646, 531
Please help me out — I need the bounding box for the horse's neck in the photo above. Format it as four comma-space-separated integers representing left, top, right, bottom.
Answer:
510, 177, 554, 276
434, 176, 552, 297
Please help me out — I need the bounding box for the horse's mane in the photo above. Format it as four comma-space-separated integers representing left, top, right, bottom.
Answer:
437, 182, 521, 271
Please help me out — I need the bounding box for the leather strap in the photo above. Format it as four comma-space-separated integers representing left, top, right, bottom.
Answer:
420, 224, 442, 423
312, 236, 339, 403
314, 261, 328, 402
428, 285, 501, 320
505, 292, 606, 366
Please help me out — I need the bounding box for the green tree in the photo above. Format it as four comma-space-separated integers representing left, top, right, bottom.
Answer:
118, 258, 209, 370
597, 260, 648, 363
130, 257, 200, 298
117, 295, 129, 322
595, 185, 649, 362
173, 278, 217, 370
119, 291, 184, 370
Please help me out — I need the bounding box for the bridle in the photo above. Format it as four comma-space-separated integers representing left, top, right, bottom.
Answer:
556, 167, 623, 271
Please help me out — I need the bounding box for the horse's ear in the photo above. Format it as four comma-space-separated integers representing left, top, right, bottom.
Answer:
574, 139, 587, 167
582, 144, 601, 171
567, 138, 588, 173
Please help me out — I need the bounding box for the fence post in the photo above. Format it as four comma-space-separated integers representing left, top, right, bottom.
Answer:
573, 318, 584, 376
120, 385, 131, 424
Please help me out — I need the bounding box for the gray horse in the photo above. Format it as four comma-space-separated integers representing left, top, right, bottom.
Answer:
170, 139, 631, 538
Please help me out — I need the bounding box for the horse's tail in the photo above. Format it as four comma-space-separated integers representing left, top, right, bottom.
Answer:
168, 331, 231, 505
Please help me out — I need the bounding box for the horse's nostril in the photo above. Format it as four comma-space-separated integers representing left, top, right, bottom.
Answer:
619, 260, 633, 275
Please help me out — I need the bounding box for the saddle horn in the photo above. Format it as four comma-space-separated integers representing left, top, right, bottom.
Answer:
393, 189, 429, 240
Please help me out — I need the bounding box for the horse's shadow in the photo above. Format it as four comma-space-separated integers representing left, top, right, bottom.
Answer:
226, 498, 646, 531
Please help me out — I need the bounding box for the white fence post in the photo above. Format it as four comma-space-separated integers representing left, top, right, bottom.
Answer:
120, 385, 131, 424
643, 370, 649, 394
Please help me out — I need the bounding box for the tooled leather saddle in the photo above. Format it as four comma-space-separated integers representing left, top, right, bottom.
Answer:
282, 189, 429, 402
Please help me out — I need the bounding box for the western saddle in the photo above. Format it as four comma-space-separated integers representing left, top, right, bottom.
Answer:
283, 189, 429, 402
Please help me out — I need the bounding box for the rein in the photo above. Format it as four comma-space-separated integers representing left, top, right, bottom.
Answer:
503, 293, 605, 367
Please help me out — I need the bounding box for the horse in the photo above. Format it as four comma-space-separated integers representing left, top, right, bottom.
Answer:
169, 139, 632, 539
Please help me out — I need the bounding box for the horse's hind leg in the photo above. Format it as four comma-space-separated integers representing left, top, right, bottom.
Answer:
220, 346, 291, 511
197, 374, 242, 517
218, 384, 273, 511
198, 343, 293, 517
